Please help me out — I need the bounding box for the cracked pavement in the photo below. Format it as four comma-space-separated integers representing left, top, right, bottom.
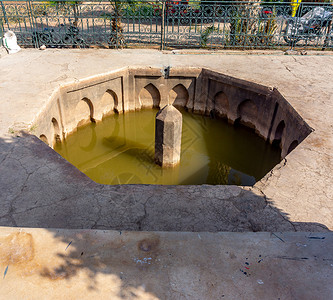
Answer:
0, 49, 333, 231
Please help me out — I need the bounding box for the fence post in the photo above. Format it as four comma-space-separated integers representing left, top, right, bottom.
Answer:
1, 1, 8, 27
290, 0, 303, 50
160, 0, 165, 50
0, 0, 7, 50
322, 19, 332, 51
0, 18, 3, 46
26, 0, 38, 48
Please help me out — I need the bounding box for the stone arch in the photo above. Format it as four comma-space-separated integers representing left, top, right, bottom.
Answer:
139, 83, 161, 108
75, 97, 95, 127
51, 117, 61, 144
39, 134, 49, 145
273, 120, 285, 147
213, 91, 229, 118
287, 140, 298, 155
236, 99, 258, 129
100, 90, 119, 116
168, 84, 189, 108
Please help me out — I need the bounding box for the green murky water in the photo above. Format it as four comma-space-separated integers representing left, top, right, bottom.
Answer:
54, 109, 281, 186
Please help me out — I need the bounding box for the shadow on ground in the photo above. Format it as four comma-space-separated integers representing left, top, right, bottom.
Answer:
0, 133, 331, 297
0, 133, 329, 232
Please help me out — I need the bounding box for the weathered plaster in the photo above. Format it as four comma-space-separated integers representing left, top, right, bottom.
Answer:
0, 49, 332, 231
0, 227, 331, 299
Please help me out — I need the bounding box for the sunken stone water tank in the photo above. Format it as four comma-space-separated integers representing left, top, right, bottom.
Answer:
33, 67, 312, 185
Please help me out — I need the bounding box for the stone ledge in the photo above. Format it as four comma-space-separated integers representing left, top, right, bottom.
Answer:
0, 227, 331, 299
0, 49, 332, 230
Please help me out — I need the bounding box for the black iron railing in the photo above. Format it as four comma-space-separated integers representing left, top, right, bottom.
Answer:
0, 0, 332, 50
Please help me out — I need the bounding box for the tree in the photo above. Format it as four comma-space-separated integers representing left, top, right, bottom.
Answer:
49, 0, 81, 26
109, 0, 126, 47
229, 0, 262, 47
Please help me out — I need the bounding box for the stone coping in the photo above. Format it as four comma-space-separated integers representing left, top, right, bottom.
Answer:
0, 227, 331, 299
0, 49, 332, 231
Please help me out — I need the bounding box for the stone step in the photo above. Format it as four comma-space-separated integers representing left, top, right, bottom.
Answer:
0, 227, 331, 299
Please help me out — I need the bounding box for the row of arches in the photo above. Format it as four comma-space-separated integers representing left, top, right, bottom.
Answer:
213, 91, 258, 128
212, 90, 299, 155
41, 83, 189, 147
75, 90, 119, 127
139, 83, 189, 108
39, 89, 118, 147
39, 86, 299, 156
40, 83, 185, 146
271, 120, 298, 155
74, 84, 189, 129
39, 117, 61, 146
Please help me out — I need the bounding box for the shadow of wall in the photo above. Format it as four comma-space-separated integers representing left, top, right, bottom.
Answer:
0, 134, 328, 233
0, 132, 331, 299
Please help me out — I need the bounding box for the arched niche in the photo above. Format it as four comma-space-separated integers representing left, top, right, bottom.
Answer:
213, 91, 229, 118
273, 120, 285, 148
51, 117, 61, 144
39, 134, 49, 146
139, 83, 161, 108
75, 97, 95, 127
236, 99, 258, 129
168, 84, 189, 108
100, 90, 119, 117
287, 140, 298, 155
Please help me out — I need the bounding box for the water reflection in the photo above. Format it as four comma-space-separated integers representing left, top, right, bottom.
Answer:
54, 109, 281, 186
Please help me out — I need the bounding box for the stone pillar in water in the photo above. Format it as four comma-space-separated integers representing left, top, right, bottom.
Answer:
155, 105, 182, 167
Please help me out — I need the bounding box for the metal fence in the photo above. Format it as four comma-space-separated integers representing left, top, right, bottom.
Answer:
0, 0, 332, 50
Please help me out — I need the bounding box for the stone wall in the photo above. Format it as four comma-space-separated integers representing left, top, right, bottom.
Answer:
32, 67, 312, 159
